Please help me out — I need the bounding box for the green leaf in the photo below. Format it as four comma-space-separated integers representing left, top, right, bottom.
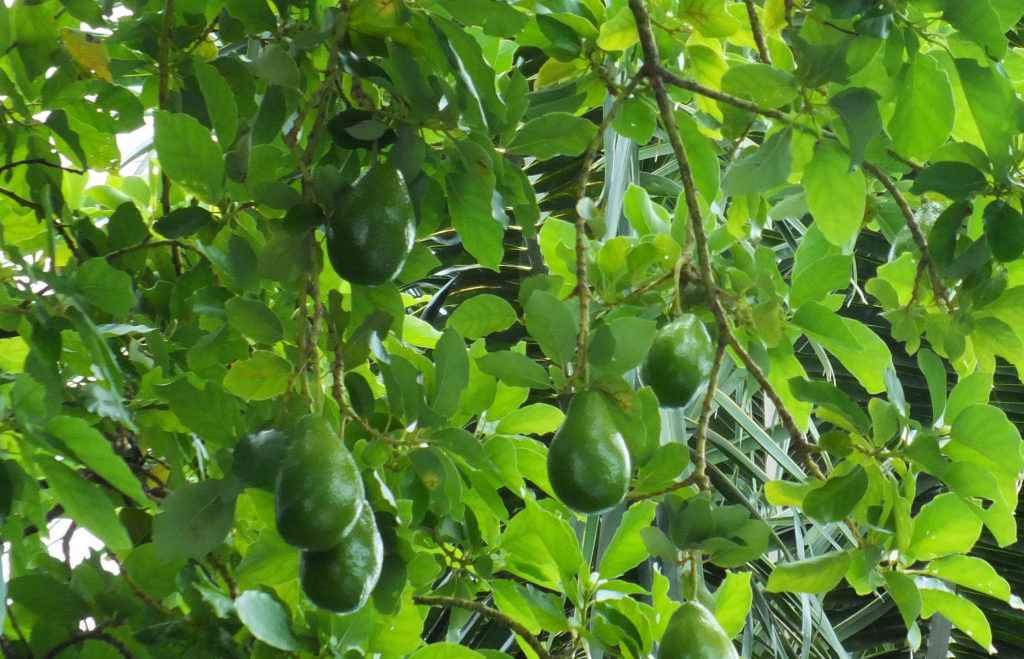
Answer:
596, 6, 637, 51
507, 113, 597, 159
495, 404, 564, 436
225, 298, 284, 344
598, 501, 657, 579
723, 128, 792, 196
766, 552, 851, 594
252, 43, 299, 88
152, 479, 237, 562
35, 456, 132, 551
194, 58, 239, 148
446, 140, 503, 272
6, 574, 89, 627
803, 465, 869, 522
76, 257, 135, 315
714, 571, 753, 639
591, 316, 657, 376
883, 571, 921, 629
910, 161, 987, 201
623, 183, 672, 236
499, 502, 584, 590
122, 544, 186, 600
154, 206, 214, 239
153, 110, 225, 203
223, 350, 293, 400
925, 555, 1011, 601
829, 88, 882, 168
524, 290, 576, 366
612, 96, 656, 144
410, 644, 484, 659
236, 590, 302, 652
908, 493, 983, 561
982, 199, 1024, 262
432, 328, 470, 417
448, 294, 517, 339
937, 0, 1006, 59
955, 58, 1021, 181
679, 0, 740, 37
804, 141, 865, 247
944, 372, 992, 424
790, 224, 853, 308
887, 53, 955, 162
44, 416, 149, 506
920, 587, 993, 652
157, 377, 244, 448
721, 63, 798, 110
477, 351, 550, 389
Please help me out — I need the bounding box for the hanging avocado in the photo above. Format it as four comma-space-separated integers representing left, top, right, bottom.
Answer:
546, 389, 631, 515
325, 163, 416, 286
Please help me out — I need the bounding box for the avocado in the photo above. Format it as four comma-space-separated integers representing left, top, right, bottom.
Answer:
658, 601, 739, 659
325, 163, 416, 286
274, 416, 364, 551
546, 389, 631, 515
642, 315, 715, 409
299, 504, 383, 614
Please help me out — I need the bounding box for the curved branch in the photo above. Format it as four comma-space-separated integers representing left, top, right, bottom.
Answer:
862, 161, 951, 310
742, 0, 772, 64
630, 0, 824, 479
412, 595, 552, 659
104, 239, 211, 264
694, 339, 727, 490
0, 187, 42, 211
42, 629, 134, 659
0, 159, 86, 176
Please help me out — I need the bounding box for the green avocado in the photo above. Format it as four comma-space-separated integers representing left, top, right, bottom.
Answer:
325, 163, 416, 286
546, 389, 631, 515
275, 416, 364, 551
641, 315, 714, 409
299, 504, 383, 614
232, 429, 288, 490
658, 601, 739, 659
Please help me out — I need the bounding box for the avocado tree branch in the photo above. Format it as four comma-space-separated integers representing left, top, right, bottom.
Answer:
0, 159, 86, 176
694, 339, 727, 491
41, 628, 135, 659
412, 595, 553, 659
630, 0, 824, 480
742, 0, 772, 64
157, 0, 176, 218
862, 161, 951, 310
572, 70, 644, 387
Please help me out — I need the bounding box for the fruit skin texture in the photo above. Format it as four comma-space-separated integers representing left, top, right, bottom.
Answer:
233, 429, 288, 490
546, 389, 631, 515
299, 504, 383, 614
325, 163, 416, 286
275, 417, 364, 551
658, 601, 739, 659
642, 315, 714, 409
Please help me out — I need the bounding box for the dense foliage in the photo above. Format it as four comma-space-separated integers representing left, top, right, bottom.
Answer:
2, 0, 1024, 657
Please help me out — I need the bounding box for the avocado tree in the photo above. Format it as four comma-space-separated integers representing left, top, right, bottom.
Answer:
2, 0, 1024, 656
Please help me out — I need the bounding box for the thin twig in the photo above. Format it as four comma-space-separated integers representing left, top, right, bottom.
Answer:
412, 595, 553, 659
326, 302, 389, 442
104, 239, 211, 264
743, 0, 772, 64
627, 473, 700, 501
785, 0, 795, 27
572, 71, 645, 386
0, 187, 42, 211
42, 629, 135, 659
0, 159, 86, 176
157, 0, 176, 219
862, 161, 951, 310
106, 553, 192, 625
5, 607, 31, 657
630, 0, 824, 480
207, 554, 238, 599
694, 340, 727, 491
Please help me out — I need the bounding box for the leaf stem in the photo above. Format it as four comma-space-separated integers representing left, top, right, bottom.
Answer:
412, 595, 552, 659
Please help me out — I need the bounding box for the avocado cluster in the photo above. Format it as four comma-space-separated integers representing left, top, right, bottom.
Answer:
233, 417, 382, 614
546, 389, 632, 515
324, 163, 416, 287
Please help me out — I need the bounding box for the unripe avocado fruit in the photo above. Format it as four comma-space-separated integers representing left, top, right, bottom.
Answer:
325, 163, 416, 286
233, 429, 288, 490
299, 504, 383, 614
658, 601, 739, 659
642, 315, 714, 409
546, 389, 631, 515
275, 417, 365, 551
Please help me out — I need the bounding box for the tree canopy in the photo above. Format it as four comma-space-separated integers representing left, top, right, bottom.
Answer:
2, 0, 1024, 657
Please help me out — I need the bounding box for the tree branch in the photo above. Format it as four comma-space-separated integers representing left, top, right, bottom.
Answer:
572, 71, 644, 386
412, 595, 552, 659
0, 159, 86, 176
862, 161, 951, 310
630, 0, 824, 479
42, 629, 135, 659
0, 186, 42, 211
742, 0, 772, 64
104, 239, 211, 264
694, 339, 726, 491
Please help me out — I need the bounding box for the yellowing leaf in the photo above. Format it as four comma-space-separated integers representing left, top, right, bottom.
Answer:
59, 28, 112, 83
597, 7, 638, 51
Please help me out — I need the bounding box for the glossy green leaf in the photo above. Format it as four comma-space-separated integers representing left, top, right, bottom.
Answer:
910, 161, 987, 201
449, 294, 517, 339
596, 6, 637, 51
236, 590, 301, 651
477, 351, 550, 389
225, 298, 284, 344
153, 206, 214, 239
432, 328, 469, 417
803, 464, 869, 522
44, 415, 149, 506
805, 141, 865, 247
507, 113, 597, 159
723, 128, 792, 196
35, 456, 132, 551
153, 110, 225, 203
982, 199, 1024, 262
194, 58, 239, 148
887, 53, 955, 161
766, 552, 851, 594
446, 140, 503, 271
908, 493, 983, 561
920, 587, 993, 652
223, 350, 293, 400
925, 555, 1011, 601
598, 501, 657, 579
524, 290, 576, 366
495, 404, 564, 436
152, 479, 237, 562
75, 257, 135, 315
721, 63, 798, 110
714, 571, 753, 639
